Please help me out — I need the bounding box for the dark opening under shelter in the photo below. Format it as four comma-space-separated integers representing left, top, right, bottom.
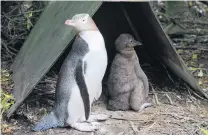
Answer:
7, 2, 208, 117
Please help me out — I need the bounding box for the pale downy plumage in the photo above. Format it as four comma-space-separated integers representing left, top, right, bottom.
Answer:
33, 13, 108, 132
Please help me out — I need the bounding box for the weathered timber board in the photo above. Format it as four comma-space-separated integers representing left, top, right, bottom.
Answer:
8, 1, 102, 117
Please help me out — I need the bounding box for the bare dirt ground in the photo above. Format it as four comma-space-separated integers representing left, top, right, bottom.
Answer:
3, 91, 208, 135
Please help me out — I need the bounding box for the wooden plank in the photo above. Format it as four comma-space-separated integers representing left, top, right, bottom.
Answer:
7, 1, 102, 117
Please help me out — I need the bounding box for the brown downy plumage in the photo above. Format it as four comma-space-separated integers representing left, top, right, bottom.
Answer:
107, 33, 152, 111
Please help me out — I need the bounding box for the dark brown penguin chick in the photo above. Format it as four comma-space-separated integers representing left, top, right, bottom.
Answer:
107, 33, 151, 111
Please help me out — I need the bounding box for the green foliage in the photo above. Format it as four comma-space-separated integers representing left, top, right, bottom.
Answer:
188, 1, 193, 7
201, 128, 208, 135
192, 54, 198, 60
1, 69, 14, 119
27, 12, 33, 30
1, 69, 11, 83
0, 89, 14, 120
177, 49, 184, 53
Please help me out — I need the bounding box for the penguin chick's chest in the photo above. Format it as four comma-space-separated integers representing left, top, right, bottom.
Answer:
79, 31, 107, 92
116, 55, 138, 79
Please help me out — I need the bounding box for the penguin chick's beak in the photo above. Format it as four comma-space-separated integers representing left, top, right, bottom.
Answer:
134, 41, 142, 46
65, 19, 75, 26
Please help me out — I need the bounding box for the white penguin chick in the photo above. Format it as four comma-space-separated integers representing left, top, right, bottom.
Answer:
32, 13, 108, 132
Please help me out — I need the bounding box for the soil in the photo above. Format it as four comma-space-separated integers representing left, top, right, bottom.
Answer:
3, 92, 208, 135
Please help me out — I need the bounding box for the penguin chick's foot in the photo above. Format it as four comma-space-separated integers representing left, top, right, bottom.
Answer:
139, 103, 152, 112
87, 114, 111, 122
70, 122, 101, 132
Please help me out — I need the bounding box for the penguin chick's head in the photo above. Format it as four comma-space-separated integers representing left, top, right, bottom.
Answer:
115, 33, 141, 52
65, 13, 98, 32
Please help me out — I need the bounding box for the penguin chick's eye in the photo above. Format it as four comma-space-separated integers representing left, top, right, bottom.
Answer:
82, 19, 86, 22
130, 40, 133, 43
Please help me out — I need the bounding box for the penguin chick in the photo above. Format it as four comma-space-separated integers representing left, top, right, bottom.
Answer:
33, 13, 108, 132
107, 33, 151, 111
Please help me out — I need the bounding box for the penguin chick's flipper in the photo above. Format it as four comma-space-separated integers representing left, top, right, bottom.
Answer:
70, 122, 101, 132
32, 112, 63, 131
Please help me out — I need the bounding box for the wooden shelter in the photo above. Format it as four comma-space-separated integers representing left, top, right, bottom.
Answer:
7, 2, 208, 117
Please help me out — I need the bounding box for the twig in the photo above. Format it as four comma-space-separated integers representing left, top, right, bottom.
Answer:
110, 117, 140, 121
24, 9, 44, 14
165, 93, 173, 105
129, 121, 139, 135
180, 20, 208, 25
164, 23, 174, 33
174, 46, 208, 50
150, 83, 160, 105
2, 4, 21, 16
184, 83, 207, 101
168, 29, 208, 36
140, 121, 157, 134
1, 39, 16, 56
169, 18, 186, 30
110, 114, 153, 121
156, 10, 186, 30
160, 62, 175, 84
172, 38, 196, 44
